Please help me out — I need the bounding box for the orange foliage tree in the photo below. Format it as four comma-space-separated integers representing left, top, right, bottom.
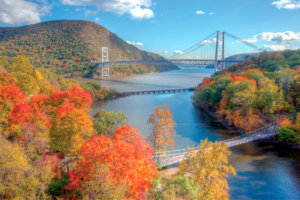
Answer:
74, 125, 158, 199
148, 105, 176, 153
48, 86, 94, 156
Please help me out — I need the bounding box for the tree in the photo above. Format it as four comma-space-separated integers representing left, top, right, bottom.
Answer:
0, 136, 53, 199
149, 175, 201, 200
7, 56, 46, 96
93, 109, 127, 137
50, 101, 94, 156
73, 125, 158, 199
256, 77, 283, 114
148, 105, 176, 153
48, 86, 94, 156
179, 139, 236, 200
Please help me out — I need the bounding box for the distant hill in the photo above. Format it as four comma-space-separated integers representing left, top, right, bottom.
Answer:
226, 52, 260, 61
0, 20, 176, 77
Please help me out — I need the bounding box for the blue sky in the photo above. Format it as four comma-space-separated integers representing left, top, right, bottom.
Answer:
1, 0, 300, 57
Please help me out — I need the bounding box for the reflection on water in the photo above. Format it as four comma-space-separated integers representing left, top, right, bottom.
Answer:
91, 67, 300, 200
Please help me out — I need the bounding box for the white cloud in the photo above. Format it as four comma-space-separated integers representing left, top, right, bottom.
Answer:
129, 6, 153, 19
200, 38, 216, 45
246, 31, 300, 43
264, 44, 287, 51
85, 9, 97, 17
126, 40, 144, 46
272, 0, 300, 9
0, 0, 51, 25
196, 10, 215, 15
61, 0, 154, 19
94, 17, 100, 21
174, 50, 184, 55
157, 49, 168, 55
196, 10, 205, 15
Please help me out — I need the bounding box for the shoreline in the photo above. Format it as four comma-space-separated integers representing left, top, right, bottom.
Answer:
74, 68, 177, 82
196, 105, 300, 151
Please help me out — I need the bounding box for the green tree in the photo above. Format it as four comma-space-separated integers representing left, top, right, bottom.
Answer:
149, 175, 201, 200
93, 109, 127, 137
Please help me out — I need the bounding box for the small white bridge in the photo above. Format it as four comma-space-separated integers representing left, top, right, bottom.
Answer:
59, 121, 279, 170
153, 121, 279, 167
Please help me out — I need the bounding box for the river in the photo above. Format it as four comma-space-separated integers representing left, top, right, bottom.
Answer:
82, 67, 300, 200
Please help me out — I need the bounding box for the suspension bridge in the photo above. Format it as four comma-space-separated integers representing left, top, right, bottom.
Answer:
153, 121, 279, 167
59, 121, 279, 171
96, 31, 263, 78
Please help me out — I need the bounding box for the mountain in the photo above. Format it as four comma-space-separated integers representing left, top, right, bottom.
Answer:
226, 52, 260, 61
0, 20, 176, 77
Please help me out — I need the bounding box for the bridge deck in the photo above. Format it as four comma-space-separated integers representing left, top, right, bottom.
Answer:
122, 88, 195, 96
154, 121, 279, 167
96, 59, 243, 66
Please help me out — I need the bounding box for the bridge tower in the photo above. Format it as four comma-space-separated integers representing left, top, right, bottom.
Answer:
101, 47, 109, 78
214, 31, 225, 72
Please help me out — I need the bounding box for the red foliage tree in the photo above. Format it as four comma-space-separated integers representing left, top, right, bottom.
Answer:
74, 125, 158, 199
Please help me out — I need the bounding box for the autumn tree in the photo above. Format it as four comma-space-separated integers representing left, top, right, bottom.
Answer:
256, 77, 283, 114
50, 100, 94, 156
73, 125, 158, 199
179, 139, 236, 200
0, 74, 28, 138
0, 136, 54, 199
8, 55, 46, 96
148, 105, 176, 153
47, 86, 94, 156
93, 109, 127, 137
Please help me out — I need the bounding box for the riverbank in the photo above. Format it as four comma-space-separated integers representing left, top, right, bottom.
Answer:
195, 104, 300, 151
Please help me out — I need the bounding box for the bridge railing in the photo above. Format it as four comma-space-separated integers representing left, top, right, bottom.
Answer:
154, 121, 279, 166
96, 59, 243, 66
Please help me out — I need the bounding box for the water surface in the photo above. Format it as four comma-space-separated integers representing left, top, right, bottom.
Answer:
91, 67, 300, 200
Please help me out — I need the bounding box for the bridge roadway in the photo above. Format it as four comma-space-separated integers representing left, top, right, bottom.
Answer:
154, 121, 279, 167
121, 87, 195, 96
96, 59, 243, 66
59, 121, 279, 171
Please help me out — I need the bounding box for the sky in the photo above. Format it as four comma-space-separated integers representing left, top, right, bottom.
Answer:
1, 0, 300, 57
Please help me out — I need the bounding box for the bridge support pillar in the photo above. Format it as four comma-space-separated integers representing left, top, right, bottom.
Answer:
101, 64, 110, 78
101, 47, 109, 78
214, 31, 225, 72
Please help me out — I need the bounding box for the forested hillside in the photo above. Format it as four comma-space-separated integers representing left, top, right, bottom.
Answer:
0, 20, 176, 77
194, 50, 300, 144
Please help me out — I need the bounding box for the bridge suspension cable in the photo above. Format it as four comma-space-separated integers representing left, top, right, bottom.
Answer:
154, 121, 279, 167
169, 31, 217, 59
96, 30, 264, 78
224, 31, 264, 51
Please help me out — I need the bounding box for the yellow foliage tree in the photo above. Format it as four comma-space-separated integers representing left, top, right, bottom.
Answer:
148, 105, 176, 153
0, 136, 53, 199
179, 139, 236, 200
50, 107, 95, 156
8, 56, 46, 96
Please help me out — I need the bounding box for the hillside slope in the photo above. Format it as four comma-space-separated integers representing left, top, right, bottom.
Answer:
0, 20, 175, 77
226, 52, 260, 61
